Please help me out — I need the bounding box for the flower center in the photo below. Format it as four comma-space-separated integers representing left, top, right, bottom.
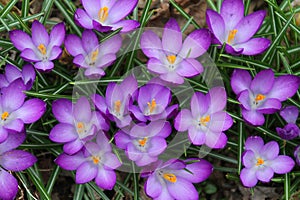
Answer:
163, 173, 177, 183
90, 49, 99, 63
98, 7, 109, 23
199, 115, 210, 126
76, 122, 85, 134
138, 137, 148, 147
147, 99, 156, 114
1, 111, 9, 120
227, 29, 238, 44
255, 94, 266, 102
38, 44, 47, 55
256, 158, 264, 166
167, 55, 176, 65
114, 100, 121, 114
92, 156, 100, 165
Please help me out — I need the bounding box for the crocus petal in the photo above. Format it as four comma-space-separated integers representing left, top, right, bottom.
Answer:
20, 48, 40, 62
31, 20, 49, 46
191, 92, 208, 117
0, 128, 8, 144
179, 29, 211, 58
92, 94, 108, 114
111, 20, 140, 33
3, 119, 23, 132
242, 150, 256, 168
147, 58, 169, 74
206, 9, 225, 44
242, 109, 265, 126
176, 59, 203, 77
257, 98, 281, 114
268, 75, 300, 101
9, 30, 35, 51
260, 141, 279, 160
0, 169, 18, 200
1, 79, 26, 111
148, 137, 167, 157
76, 162, 97, 183
22, 64, 36, 89
52, 99, 73, 124
234, 38, 271, 55
95, 53, 116, 68
155, 188, 173, 200
74, 8, 94, 29
12, 99, 46, 123
0, 132, 25, 154
109, 0, 138, 23
209, 112, 233, 132
48, 46, 62, 60
0, 75, 9, 88
49, 123, 77, 143
82, 30, 98, 53
256, 167, 274, 183
4, 65, 21, 83
230, 69, 252, 95
280, 106, 299, 124
225, 44, 243, 55
234, 10, 266, 43
207, 87, 227, 113
49, 22, 65, 48
34, 61, 54, 71
141, 30, 163, 59
245, 136, 264, 153
95, 168, 116, 190
92, 20, 112, 32
129, 105, 147, 122
136, 154, 158, 166
162, 18, 182, 54
276, 124, 300, 140
73, 97, 92, 122
0, 150, 36, 171
145, 174, 162, 198
63, 138, 84, 155
250, 69, 274, 94
174, 109, 193, 131
237, 90, 251, 110
55, 152, 85, 170
120, 75, 138, 97
240, 167, 258, 187
103, 153, 121, 169
220, 0, 244, 31
73, 54, 86, 67
188, 126, 206, 145
167, 177, 198, 200
99, 34, 122, 55
269, 155, 295, 174
82, 0, 100, 18
65, 34, 85, 56
205, 131, 227, 149
126, 143, 143, 161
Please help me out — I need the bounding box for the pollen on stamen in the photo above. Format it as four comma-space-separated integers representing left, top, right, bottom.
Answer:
1, 111, 9, 120
77, 122, 85, 133
114, 100, 121, 113
199, 115, 210, 126
38, 44, 47, 55
167, 55, 176, 65
147, 99, 156, 114
256, 158, 264, 166
227, 29, 238, 44
91, 49, 99, 63
98, 7, 109, 23
138, 138, 148, 147
255, 94, 266, 102
92, 156, 100, 165
163, 173, 177, 183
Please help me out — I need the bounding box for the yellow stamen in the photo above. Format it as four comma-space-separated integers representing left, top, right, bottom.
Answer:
91, 49, 99, 62
167, 55, 176, 65
227, 29, 238, 44
256, 158, 264, 166
92, 156, 100, 165
1, 112, 9, 120
114, 100, 121, 113
98, 7, 109, 23
255, 94, 266, 102
199, 115, 210, 126
147, 99, 156, 114
138, 137, 148, 147
77, 122, 85, 133
38, 44, 47, 55
163, 173, 177, 183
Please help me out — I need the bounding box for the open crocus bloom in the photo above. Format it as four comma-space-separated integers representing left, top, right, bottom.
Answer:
231, 69, 300, 126
276, 106, 300, 140
240, 136, 295, 187
140, 18, 211, 84
206, 0, 271, 55
65, 30, 122, 78
74, 0, 140, 32
9, 20, 65, 71
174, 87, 233, 148
141, 158, 213, 200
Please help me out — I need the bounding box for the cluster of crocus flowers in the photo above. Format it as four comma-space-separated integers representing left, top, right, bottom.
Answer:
231, 69, 300, 126
74, 0, 140, 32
276, 106, 300, 140
10, 20, 65, 71
206, 0, 271, 55
65, 30, 122, 78
140, 18, 211, 84
240, 136, 295, 187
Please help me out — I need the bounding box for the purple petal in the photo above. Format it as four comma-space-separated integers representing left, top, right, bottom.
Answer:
260, 141, 279, 160
55, 151, 85, 170
3, 119, 24, 132
22, 64, 36, 90
225, 44, 243, 55
129, 105, 147, 122
82, 30, 98, 53
120, 75, 138, 97
148, 137, 167, 157
1, 79, 26, 111
234, 10, 266, 43
231, 69, 252, 95
34, 61, 54, 71
207, 87, 227, 113
141, 30, 163, 59
111, 20, 140, 32
0, 150, 36, 171
242, 150, 256, 168
147, 58, 169, 74
162, 18, 182, 54
280, 106, 299, 123
167, 177, 198, 200
95, 168, 116, 190
276, 124, 300, 140
156, 121, 172, 138
63, 138, 84, 155
240, 167, 258, 187
0, 128, 8, 143
174, 109, 193, 131
109, 0, 138, 23
76, 162, 97, 183
73, 54, 86, 67
95, 53, 116, 68
49, 22, 65, 47
256, 167, 274, 182
136, 154, 158, 167
155, 188, 173, 200
49, 123, 77, 143
176, 59, 203, 77
103, 152, 121, 169
73, 97, 92, 122
208, 112, 233, 132
145, 174, 162, 198
65, 34, 85, 56
100, 34, 122, 54
205, 131, 227, 149
52, 99, 73, 124
191, 92, 209, 117
92, 94, 108, 114
250, 69, 274, 94
242, 109, 265, 126
74, 8, 94, 29
188, 126, 205, 145
268, 75, 300, 101
206, 9, 225, 44
235, 38, 271, 55
20, 48, 40, 62
48, 46, 62, 60
269, 155, 295, 174
4, 64, 21, 83
0, 131, 25, 154
245, 136, 264, 153
238, 90, 251, 110
9, 30, 35, 51
257, 98, 281, 114
12, 98, 46, 123
92, 20, 112, 32
179, 29, 211, 58
82, 0, 100, 18
220, 0, 244, 30
31, 20, 49, 46
126, 143, 142, 161
0, 75, 9, 88
0, 169, 18, 200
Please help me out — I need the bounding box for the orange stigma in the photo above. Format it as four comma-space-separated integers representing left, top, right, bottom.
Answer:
38, 44, 47, 55
199, 115, 210, 126
147, 99, 156, 114
138, 138, 148, 147
91, 49, 99, 62
114, 100, 121, 113
98, 7, 109, 23
255, 94, 266, 102
1, 112, 9, 120
163, 173, 177, 183
227, 29, 238, 44
167, 55, 176, 65
256, 158, 264, 166
92, 156, 100, 164
77, 122, 85, 133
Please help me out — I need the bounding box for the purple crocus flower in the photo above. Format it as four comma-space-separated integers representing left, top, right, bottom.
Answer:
231, 69, 300, 126
141, 158, 213, 200
9, 20, 65, 71
140, 18, 211, 84
65, 30, 122, 78
0, 64, 35, 90
294, 145, 300, 166
206, 0, 271, 55
0, 131, 37, 200
49, 97, 109, 155
93, 75, 138, 128
276, 106, 299, 140
74, 0, 140, 33
0, 80, 46, 143
55, 132, 121, 190
129, 83, 177, 122
174, 87, 233, 148
240, 136, 295, 187
115, 121, 171, 166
